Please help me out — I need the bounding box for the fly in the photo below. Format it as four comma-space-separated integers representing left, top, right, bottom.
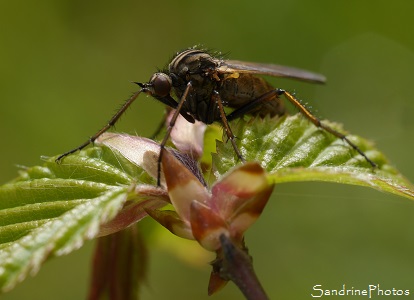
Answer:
56, 47, 376, 185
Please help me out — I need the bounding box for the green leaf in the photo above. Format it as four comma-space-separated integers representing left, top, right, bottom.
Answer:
213, 114, 414, 200
1, 113, 413, 294
0, 147, 165, 292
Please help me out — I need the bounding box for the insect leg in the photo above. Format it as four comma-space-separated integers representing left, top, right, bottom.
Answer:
226, 90, 280, 121
278, 89, 377, 168
150, 109, 169, 139
157, 82, 193, 186
55, 90, 142, 162
226, 89, 376, 168
212, 90, 245, 163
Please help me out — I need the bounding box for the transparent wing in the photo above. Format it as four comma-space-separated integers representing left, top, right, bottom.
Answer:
218, 60, 326, 83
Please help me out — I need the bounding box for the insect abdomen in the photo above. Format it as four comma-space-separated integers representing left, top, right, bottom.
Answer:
220, 74, 285, 117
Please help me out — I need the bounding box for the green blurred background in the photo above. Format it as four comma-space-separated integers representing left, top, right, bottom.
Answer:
1, 0, 414, 299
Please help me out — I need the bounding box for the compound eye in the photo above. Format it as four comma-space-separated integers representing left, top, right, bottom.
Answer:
150, 73, 172, 97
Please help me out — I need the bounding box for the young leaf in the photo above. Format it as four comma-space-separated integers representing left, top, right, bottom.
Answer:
213, 114, 414, 201
0, 147, 166, 293
1, 113, 413, 295
88, 225, 147, 300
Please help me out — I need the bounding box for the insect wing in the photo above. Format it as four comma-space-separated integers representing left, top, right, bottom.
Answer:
218, 60, 326, 84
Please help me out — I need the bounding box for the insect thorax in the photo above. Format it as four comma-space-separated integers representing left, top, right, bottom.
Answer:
169, 49, 221, 124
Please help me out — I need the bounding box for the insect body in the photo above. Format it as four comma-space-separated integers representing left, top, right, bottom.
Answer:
56, 47, 376, 185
